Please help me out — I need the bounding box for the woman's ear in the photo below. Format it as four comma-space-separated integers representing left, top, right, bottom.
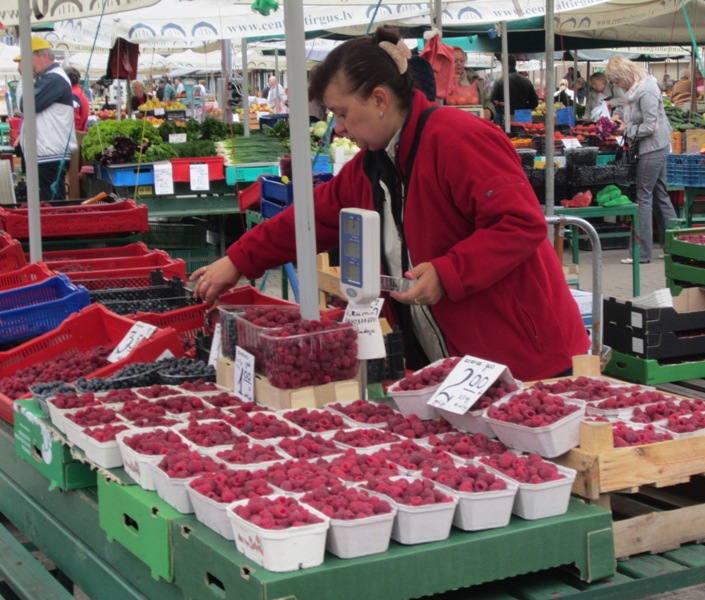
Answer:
372, 86, 390, 111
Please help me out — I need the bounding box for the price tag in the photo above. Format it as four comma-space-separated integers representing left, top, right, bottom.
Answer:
234, 346, 255, 401
153, 161, 174, 195
343, 298, 385, 360
189, 163, 210, 191
154, 107, 165, 116
168, 133, 187, 144
108, 322, 158, 363
208, 323, 222, 367
561, 138, 582, 149
428, 355, 507, 414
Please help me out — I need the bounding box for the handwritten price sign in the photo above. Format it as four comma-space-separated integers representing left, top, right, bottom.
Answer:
234, 346, 255, 402
428, 356, 506, 414
108, 322, 157, 363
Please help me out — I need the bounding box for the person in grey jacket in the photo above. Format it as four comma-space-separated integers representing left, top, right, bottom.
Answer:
606, 55, 676, 265
585, 72, 625, 120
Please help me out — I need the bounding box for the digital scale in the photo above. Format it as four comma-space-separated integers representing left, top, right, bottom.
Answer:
339, 208, 380, 304
339, 208, 383, 400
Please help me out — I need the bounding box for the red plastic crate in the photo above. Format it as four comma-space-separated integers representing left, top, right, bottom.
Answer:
0, 304, 185, 424
32, 242, 153, 263
0, 262, 56, 292
0, 232, 26, 273
0, 200, 149, 239
171, 156, 225, 183
45, 252, 188, 287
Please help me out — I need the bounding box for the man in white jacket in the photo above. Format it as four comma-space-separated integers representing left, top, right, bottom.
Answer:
18, 37, 77, 200
266, 76, 287, 113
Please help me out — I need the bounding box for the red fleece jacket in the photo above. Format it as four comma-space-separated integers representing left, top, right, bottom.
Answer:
228, 90, 589, 380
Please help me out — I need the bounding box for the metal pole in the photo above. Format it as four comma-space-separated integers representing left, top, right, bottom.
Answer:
501, 22, 510, 133
433, 0, 443, 31
284, 0, 319, 320
222, 39, 233, 125
242, 39, 250, 137
19, 2, 41, 262
546, 215, 603, 358
545, 0, 556, 216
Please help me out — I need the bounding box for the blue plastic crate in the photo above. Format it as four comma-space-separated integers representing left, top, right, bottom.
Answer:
0, 274, 91, 343
99, 163, 155, 186
514, 109, 533, 123
556, 107, 576, 127
260, 198, 288, 218
260, 172, 333, 205
667, 154, 705, 186
312, 154, 331, 173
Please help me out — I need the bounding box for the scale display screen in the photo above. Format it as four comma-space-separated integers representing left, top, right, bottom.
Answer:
339, 209, 380, 303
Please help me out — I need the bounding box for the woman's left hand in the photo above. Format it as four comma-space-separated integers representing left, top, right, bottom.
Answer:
390, 262, 445, 306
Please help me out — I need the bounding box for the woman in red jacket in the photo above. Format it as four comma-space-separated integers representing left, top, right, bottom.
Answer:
191, 27, 589, 381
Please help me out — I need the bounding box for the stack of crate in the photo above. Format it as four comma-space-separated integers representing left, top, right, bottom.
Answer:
664, 227, 705, 295
604, 288, 705, 384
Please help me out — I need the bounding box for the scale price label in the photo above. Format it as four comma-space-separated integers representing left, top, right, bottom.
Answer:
234, 346, 255, 402
108, 322, 158, 363
343, 298, 385, 360
428, 356, 506, 414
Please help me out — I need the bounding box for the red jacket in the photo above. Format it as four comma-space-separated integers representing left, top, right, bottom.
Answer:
228, 90, 589, 380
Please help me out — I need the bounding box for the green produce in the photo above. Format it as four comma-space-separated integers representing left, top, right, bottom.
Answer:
215, 136, 286, 165
201, 118, 231, 141
82, 119, 163, 162
142, 144, 179, 162
173, 139, 217, 158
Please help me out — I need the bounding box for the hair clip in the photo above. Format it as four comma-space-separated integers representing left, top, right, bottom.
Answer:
379, 40, 411, 75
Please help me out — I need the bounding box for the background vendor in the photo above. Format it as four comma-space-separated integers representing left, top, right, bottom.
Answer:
446, 47, 494, 120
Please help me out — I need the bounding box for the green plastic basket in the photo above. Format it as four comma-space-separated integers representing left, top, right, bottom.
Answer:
138, 220, 208, 250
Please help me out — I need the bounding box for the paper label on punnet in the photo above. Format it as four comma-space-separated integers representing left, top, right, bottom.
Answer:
343, 298, 385, 360
108, 322, 158, 363
209, 323, 222, 367
234, 346, 255, 402
428, 355, 507, 414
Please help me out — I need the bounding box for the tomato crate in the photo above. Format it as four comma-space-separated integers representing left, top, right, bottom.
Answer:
0, 274, 91, 344
0, 200, 149, 239
171, 156, 225, 183
0, 303, 185, 424
32, 242, 154, 263
44, 252, 187, 287
0, 262, 56, 292
0, 232, 26, 273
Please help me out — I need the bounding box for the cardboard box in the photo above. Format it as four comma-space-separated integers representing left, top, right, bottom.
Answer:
13, 399, 96, 491
98, 475, 183, 581
685, 129, 705, 154
216, 357, 360, 409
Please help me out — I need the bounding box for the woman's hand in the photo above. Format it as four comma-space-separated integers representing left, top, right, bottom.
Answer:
390, 262, 445, 306
190, 257, 242, 304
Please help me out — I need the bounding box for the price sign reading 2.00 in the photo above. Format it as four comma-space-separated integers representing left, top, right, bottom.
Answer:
108, 322, 158, 363
428, 356, 506, 415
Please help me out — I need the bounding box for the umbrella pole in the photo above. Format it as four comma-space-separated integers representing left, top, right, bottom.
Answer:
19, 1, 42, 262
545, 0, 555, 215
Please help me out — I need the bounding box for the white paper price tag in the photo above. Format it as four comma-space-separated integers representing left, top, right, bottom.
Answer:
428, 356, 506, 414
154, 107, 165, 116
168, 133, 187, 144
343, 298, 385, 360
561, 138, 582, 149
234, 346, 255, 402
153, 161, 174, 195
208, 323, 223, 367
108, 322, 158, 363
189, 163, 210, 191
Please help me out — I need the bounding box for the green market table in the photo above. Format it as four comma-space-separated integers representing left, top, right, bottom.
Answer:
0, 410, 617, 600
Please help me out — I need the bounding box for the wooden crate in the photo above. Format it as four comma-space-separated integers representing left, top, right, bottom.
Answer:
216, 357, 360, 409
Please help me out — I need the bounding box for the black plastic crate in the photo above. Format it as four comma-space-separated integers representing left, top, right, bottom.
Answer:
367, 328, 405, 384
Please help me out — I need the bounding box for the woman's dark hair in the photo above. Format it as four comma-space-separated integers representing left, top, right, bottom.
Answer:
63, 66, 81, 86
309, 26, 413, 110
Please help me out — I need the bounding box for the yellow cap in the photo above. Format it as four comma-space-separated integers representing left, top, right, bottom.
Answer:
13, 37, 52, 62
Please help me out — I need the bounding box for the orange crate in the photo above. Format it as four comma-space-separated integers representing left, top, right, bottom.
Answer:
0, 232, 26, 273
0, 200, 149, 239
0, 304, 185, 424
0, 262, 56, 292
